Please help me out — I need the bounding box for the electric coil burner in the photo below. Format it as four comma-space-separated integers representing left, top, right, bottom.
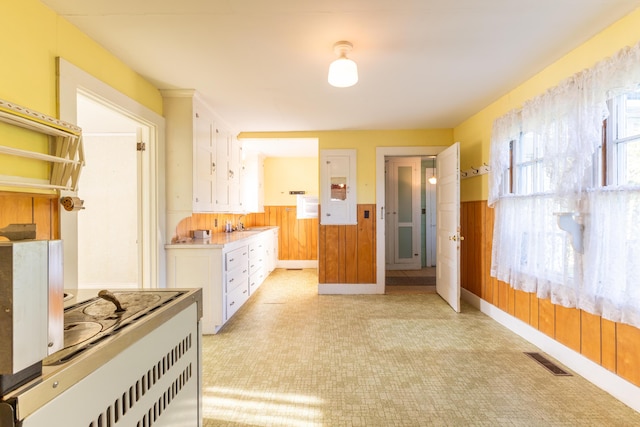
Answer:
44, 290, 183, 366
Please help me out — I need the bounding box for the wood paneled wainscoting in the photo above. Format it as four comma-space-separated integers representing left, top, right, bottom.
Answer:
178, 206, 318, 261
0, 192, 59, 240
318, 204, 376, 284
461, 200, 640, 388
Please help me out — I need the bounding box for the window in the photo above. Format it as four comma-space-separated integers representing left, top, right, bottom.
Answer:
489, 41, 640, 328
506, 90, 640, 193
512, 132, 552, 195
605, 89, 640, 186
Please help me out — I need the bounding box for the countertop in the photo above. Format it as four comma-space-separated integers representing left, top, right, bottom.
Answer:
165, 226, 277, 249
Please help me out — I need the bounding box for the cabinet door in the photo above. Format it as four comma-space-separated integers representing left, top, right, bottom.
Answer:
228, 136, 242, 211
242, 152, 265, 213
320, 149, 357, 224
214, 127, 230, 210
193, 109, 215, 212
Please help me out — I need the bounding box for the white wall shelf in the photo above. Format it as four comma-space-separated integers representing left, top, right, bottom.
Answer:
0, 98, 84, 192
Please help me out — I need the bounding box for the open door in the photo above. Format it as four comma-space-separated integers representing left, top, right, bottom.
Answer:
436, 142, 461, 312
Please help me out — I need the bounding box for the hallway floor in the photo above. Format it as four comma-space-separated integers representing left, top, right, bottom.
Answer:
202, 269, 640, 426
386, 267, 436, 295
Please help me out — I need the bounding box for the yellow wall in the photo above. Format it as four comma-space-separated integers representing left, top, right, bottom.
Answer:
454, 7, 640, 202
0, 0, 162, 188
264, 157, 318, 206
239, 129, 454, 203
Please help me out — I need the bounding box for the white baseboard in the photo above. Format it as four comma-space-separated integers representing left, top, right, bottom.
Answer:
276, 260, 318, 269
461, 288, 640, 413
318, 283, 381, 294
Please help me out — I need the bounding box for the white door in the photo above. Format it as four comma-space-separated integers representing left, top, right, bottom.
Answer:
385, 157, 421, 269
76, 94, 142, 289
436, 142, 461, 312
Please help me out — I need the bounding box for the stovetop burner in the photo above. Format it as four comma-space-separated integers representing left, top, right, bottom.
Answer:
43, 290, 184, 365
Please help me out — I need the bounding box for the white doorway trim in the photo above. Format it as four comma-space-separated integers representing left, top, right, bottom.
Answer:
376, 146, 447, 293
57, 58, 166, 290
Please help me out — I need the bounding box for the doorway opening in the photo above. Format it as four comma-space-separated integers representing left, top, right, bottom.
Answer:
384, 156, 437, 294
376, 144, 461, 313
75, 94, 144, 289
58, 58, 164, 290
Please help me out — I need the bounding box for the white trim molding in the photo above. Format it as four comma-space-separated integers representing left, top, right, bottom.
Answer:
276, 260, 318, 269
318, 283, 378, 295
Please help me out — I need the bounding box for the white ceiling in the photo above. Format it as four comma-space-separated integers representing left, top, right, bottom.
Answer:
43, 0, 640, 135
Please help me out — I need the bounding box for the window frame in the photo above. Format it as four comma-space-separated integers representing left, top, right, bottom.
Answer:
603, 90, 640, 187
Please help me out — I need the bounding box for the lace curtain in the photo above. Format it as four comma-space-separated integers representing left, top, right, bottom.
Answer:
489, 40, 640, 328
582, 188, 640, 328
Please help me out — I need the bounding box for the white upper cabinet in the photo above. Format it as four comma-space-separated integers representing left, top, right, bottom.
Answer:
163, 89, 242, 213
320, 149, 357, 225
194, 99, 216, 212
242, 151, 265, 213
228, 134, 243, 211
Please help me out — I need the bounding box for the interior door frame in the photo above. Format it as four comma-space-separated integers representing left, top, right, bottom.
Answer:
376, 146, 447, 293
58, 58, 166, 290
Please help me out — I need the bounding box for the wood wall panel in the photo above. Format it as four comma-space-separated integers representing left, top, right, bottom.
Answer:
338, 227, 347, 282
601, 319, 617, 372
529, 296, 539, 329
345, 226, 358, 283
617, 323, 640, 385
318, 204, 376, 284
356, 205, 376, 283
581, 311, 602, 364
498, 281, 510, 312
514, 290, 531, 324
537, 298, 556, 338
555, 305, 581, 353
318, 225, 326, 283
461, 200, 640, 387
0, 192, 58, 241
323, 226, 340, 282
507, 286, 516, 316
184, 206, 319, 261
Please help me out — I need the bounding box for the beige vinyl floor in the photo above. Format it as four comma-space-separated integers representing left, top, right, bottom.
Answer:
202, 268, 640, 426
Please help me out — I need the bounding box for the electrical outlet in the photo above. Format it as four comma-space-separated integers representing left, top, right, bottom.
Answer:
214, 218, 218, 227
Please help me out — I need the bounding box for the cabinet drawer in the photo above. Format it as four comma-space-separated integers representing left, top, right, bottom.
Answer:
225, 246, 248, 271
248, 240, 265, 260
226, 281, 249, 320
226, 265, 248, 293
248, 255, 265, 275
249, 268, 265, 295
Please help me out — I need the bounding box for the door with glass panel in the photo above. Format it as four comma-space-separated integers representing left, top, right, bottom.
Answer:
385, 157, 421, 269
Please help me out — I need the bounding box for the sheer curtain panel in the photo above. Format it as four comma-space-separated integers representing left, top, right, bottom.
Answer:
489, 40, 640, 329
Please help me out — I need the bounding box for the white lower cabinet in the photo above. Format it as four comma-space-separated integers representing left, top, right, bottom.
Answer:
224, 245, 249, 321
165, 228, 277, 334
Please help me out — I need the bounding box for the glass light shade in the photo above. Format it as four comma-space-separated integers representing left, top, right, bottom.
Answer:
328, 57, 358, 88
428, 175, 437, 185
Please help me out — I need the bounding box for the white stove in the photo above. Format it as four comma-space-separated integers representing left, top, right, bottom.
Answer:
0, 288, 203, 427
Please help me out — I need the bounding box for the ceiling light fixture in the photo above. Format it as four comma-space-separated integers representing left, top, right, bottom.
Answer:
428, 159, 437, 185
328, 41, 358, 88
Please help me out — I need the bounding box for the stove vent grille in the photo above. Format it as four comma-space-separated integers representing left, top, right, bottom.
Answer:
88, 333, 193, 427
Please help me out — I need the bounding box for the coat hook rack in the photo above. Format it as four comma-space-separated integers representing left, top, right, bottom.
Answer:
461, 163, 490, 179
